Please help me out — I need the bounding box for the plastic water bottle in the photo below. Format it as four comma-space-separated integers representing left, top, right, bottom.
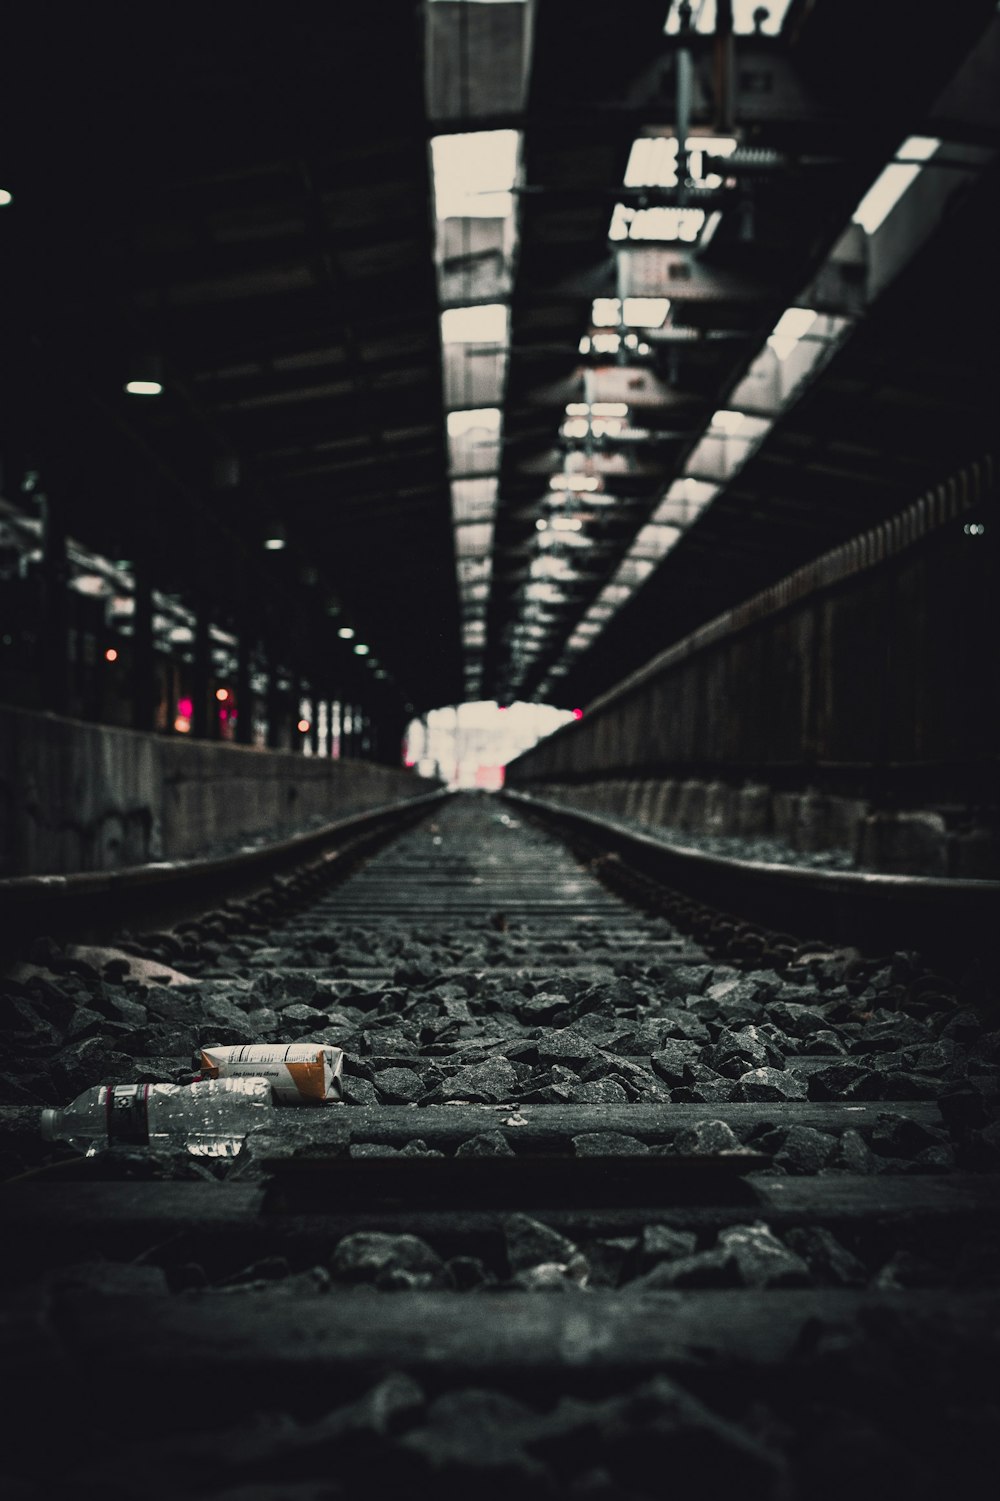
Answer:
40, 1078, 274, 1157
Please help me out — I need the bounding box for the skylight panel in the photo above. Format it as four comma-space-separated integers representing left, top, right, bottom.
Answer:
531, 555, 577, 581
549, 474, 601, 492
669, 477, 719, 506
451, 478, 498, 524
597, 583, 631, 606
852, 137, 941, 234
624, 136, 679, 188
767, 307, 817, 360
591, 297, 621, 327
455, 523, 494, 556
441, 304, 509, 343
431, 130, 520, 219
663, 0, 794, 36
525, 581, 567, 604
614, 205, 707, 243
624, 135, 737, 188
447, 407, 501, 436
622, 297, 669, 327
457, 556, 492, 585
614, 557, 656, 586
538, 528, 591, 549
653, 479, 718, 525
631, 523, 682, 558
711, 408, 753, 435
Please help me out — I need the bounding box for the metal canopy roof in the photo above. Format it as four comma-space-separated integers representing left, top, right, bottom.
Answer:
1, 1, 996, 716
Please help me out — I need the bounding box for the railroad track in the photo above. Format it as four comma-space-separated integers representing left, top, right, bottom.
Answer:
1, 792, 998, 1499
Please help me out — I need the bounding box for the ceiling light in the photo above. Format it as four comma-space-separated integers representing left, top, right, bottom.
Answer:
338, 627, 355, 640
535, 519, 548, 531
590, 402, 627, 417
354, 643, 370, 656
125, 354, 164, 396
263, 523, 286, 551
0, 189, 13, 207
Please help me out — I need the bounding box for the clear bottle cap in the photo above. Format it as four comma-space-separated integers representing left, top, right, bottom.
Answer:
40, 1109, 58, 1141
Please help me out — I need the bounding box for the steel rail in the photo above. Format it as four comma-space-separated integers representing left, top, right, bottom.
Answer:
503, 788, 1000, 961
0, 786, 453, 947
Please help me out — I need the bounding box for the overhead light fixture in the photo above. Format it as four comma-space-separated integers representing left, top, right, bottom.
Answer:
124, 354, 164, 396
263, 522, 286, 551
338, 626, 355, 640
354, 643, 370, 656
0, 189, 12, 207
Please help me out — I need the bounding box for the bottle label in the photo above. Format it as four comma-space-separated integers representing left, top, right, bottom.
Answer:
197, 1044, 344, 1103
105, 1084, 150, 1145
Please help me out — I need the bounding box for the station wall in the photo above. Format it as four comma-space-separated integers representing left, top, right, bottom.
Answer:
507, 461, 997, 877
0, 704, 434, 876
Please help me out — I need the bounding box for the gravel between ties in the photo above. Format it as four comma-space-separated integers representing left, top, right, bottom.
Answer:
1, 795, 998, 1500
